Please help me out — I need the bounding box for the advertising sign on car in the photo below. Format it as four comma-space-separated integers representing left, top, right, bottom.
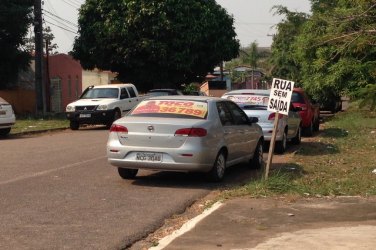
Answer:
267, 78, 295, 115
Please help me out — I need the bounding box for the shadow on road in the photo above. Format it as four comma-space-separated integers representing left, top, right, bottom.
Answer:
128, 163, 262, 190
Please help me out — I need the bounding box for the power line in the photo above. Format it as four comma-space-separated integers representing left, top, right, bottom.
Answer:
44, 14, 77, 32
43, 10, 78, 28
44, 20, 78, 34
60, 0, 80, 9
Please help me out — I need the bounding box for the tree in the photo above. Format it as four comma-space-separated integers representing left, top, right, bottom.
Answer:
25, 26, 59, 54
0, 0, 34, 89
269, 6, 309, 84
296, 0, 376, 106
72, 0, 239, 91
226, 41, 271, 87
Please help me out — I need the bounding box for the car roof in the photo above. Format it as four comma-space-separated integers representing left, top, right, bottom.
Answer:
148, 89, 179, 92
222, 89, 270, 95
144, 95, 223, 102
93, 83, 134, 89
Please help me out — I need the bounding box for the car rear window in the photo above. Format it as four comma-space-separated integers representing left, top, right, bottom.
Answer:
130, 100, 208, 119
223, 93, 269, 106
291, 92, 305, 104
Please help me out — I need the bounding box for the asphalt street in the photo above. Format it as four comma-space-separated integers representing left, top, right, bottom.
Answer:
0, 127, 257, 249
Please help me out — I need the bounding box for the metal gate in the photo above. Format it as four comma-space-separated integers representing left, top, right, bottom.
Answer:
50, 77, 62, 113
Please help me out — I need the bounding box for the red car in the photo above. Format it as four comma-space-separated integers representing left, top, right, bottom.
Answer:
291, 88, 320, 136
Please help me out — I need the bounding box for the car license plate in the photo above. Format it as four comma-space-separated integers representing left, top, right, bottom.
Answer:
136, 152, 162, 162
79, 114, 91, 118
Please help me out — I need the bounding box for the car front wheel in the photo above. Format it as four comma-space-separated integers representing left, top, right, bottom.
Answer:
206, 151, 226, 182
70, 121, 79, 130
0, 127, 11, 136
118, 168, 138, 179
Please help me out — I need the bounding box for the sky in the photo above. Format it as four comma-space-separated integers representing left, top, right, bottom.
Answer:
41, 0, 311, 53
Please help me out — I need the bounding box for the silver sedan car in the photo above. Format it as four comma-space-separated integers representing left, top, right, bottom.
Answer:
107, 96, 264, 181
222, 89, 302, 154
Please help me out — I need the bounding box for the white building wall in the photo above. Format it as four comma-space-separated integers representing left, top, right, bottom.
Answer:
82, 69, 117, 90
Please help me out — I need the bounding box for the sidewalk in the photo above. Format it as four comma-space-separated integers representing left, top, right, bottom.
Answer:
153, 196, 376, 250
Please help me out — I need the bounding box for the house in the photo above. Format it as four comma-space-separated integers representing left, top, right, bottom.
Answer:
1, 53, 120, 115
82, 68, 117, 90
48, 54, 83, 113
200, 70, 232, 97
231, 66, 266, 90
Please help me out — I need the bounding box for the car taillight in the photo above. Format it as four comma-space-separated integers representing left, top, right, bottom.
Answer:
268, 113, 284, 120
175, 128, 207, 137
110, 124, 128, 133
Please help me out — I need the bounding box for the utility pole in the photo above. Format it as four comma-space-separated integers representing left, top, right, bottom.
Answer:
34, 0, 45, 115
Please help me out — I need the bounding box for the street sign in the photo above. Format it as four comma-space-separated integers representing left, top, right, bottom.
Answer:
264, 78, 295, 180
267, 78, 295, 115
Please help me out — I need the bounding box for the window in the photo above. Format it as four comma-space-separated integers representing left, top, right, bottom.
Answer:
75, 76, 79, 98
225, 101, 248, 125
216, 102, 233, 126
68, 75, 72, 97
291, 92, 305, 104
126, 87, 136, 97
120, 88, 129, 99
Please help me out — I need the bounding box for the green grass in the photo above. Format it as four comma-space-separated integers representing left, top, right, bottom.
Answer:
223, 103, 376, 199
11, 116, 69, 134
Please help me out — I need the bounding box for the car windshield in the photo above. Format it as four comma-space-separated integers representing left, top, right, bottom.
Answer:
81, 88, 119, 99
129, 100, 208, 119
291, 92, 305, 104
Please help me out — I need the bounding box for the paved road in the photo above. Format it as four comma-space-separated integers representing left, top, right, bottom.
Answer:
0, 127, 257, 249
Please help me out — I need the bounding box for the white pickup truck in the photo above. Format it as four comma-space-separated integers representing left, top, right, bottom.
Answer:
65, 83, 142, 130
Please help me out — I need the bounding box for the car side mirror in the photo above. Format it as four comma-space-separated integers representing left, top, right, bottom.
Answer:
248, 117, 259, 124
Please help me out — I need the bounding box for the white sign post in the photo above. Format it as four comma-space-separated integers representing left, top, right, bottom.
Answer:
264, 78, 295, 180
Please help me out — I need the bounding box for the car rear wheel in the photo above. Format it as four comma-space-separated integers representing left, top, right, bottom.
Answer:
107, 110, 121, 129
275, 130, 287, 154
70, 121, 79, 130
250, 140, 264, 169
206, 151, 226, 182
0, 127, 11, 136
291, 126, 301, 145
313, 118, 320, 132
118, 168, 138, 179
304, 122, 314, 137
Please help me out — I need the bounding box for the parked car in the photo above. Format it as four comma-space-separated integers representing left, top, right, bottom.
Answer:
222, 89, 302, 154
317, 94, 342, 113
0, 97, 16, 136
291, 88, 320, 136
107, 96, 264, 182
145, 89, 184, 96
66, 84, 142, 130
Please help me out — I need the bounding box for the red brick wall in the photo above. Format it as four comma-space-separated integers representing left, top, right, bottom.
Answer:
0, 89, 35, 114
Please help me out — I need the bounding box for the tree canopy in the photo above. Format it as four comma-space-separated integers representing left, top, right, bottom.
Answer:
296, 0, 376, 103
269, 0, 376, 108
72, 0, 240, 91
0, 0, 33, 89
